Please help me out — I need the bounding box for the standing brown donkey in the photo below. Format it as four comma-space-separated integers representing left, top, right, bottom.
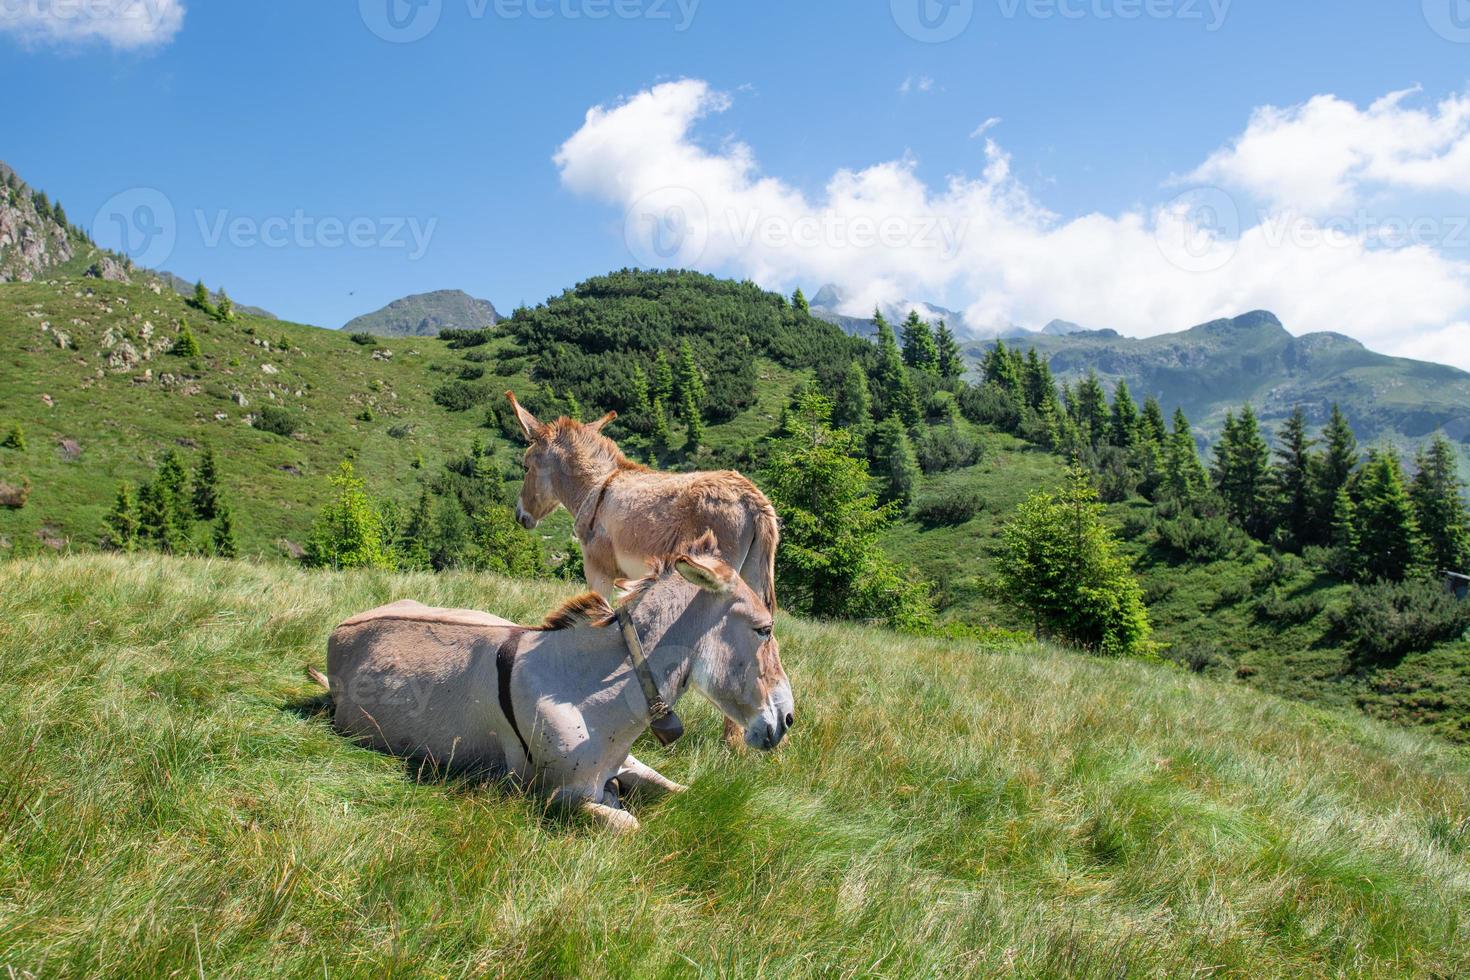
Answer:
506, 392, 779, 612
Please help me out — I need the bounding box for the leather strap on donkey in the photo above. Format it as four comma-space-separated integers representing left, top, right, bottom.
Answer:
495, 632, 534, 769
616, 606, 684, 746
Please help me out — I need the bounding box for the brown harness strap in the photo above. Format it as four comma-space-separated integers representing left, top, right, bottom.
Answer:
495, 631, 533, 768
616, 606, 684, 747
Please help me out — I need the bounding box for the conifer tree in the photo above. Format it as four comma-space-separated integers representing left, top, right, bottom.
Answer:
1410, 435, 1470, 572
871, 415, 921, 507
1140, 397, 1167, 447
106, 482, 140, 553
1355, 450, 1422, 582
1109, 380, 1139, 448
628, 365, 652, 419
1329, 486, 1362, 581
212, 504, 239, 559
304, 462, 394, 570
832, 359, 872, 433
649, 397, 671, 459
1212, 406, 1273, 536
651, 350, 674, 405
191, 280, 213, 313
1314, 404, 1358, 527
1271, 407, 1316, 549
791, 287, 809, 315
431, 496, 473, 570
192, 445, 220, 520
673, 339, 706, 410
1163, 408, 1207, 500
215, 289, 235, 322
171, 323, 201, 357
900, 311, 940, 374
1072, 371, 1109, 448
872, 310, 921, 426
397, 489, 435, 571
935, 321, 965, 382
1022, 349, 1056, 411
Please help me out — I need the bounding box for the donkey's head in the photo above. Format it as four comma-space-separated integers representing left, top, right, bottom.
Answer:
625, 535, 794, 751
506, 392, 617, 530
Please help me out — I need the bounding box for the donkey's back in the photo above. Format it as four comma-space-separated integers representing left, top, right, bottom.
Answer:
327, 601, 514, 770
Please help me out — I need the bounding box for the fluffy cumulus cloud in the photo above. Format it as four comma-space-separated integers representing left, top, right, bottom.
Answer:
554, 79, 1470, 371
0, 0, 186, 49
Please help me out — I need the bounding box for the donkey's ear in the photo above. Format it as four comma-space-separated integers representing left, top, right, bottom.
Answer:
586, 410, 618, 433
675, 555, 735, 595
505, 391, 543, 441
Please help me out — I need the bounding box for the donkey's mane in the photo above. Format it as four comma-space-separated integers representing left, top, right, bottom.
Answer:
545, 416, 650, 474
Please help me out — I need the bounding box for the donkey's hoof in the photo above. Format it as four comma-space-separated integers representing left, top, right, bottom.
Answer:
581, 801, 640, 834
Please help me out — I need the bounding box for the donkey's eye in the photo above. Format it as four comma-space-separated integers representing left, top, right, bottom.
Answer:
754, 624, 773, 638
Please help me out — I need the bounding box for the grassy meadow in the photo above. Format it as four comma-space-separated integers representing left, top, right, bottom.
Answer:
2, 554, 1468, 977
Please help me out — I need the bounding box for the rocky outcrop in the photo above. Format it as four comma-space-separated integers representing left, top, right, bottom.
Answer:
0, 186, 75, 282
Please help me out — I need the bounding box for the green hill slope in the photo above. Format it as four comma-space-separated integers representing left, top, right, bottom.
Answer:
2, 555, 1468, 976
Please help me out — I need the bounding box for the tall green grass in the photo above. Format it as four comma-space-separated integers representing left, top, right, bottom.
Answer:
2, 555, 1468, 976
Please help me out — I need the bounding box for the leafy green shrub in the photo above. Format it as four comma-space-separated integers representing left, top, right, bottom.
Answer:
1, 425, 25, 451
387, 423, 415, 440
440, 327, 494, 349
170, 324, 201, 358
458, 365, 486, 381
912, 425, 983, 474
304, 462, 394, 570
994, 467, 1152, 657
913, 483, 984, 526
254, 406, 299, 438
1155, 503, 1254, 562
1255, 587, 1325, 625
349, 332, 376, 346
1330, 577, 1470, 663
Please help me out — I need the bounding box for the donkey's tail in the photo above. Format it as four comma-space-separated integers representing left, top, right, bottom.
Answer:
306, 666, 330, 691
747, 497, 780, 613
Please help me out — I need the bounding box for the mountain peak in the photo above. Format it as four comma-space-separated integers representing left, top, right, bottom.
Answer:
342, 289, 500, 338
810, 283, 843, 308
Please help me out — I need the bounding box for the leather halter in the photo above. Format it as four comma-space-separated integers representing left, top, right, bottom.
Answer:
615, 606, 685, 747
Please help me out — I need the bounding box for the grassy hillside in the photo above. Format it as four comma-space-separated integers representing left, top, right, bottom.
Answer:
2, 555, 1468, 976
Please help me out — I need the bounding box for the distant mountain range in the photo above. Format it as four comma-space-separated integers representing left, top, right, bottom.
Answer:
982, 310, 1470, 462
342, 290, 500, 337
806, 284, 1084, 341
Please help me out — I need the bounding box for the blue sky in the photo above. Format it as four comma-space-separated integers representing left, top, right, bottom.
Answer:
4, 1, 1470, 365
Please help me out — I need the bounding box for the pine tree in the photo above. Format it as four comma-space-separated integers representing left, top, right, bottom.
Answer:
900, 311, 940, 374
212, 504, 239, 559
1163, 408, 1207, 500
982, 338, 1023, 394
1022, 349, 1056, 411
649, 397, 671, 460
171, 323, 201, 357
871, 415, 921, 507
1410, 435, 1470, 573
396, 489, 435, 571
1109, 380, 1139, 448
791, 287, 809, 315
1140, 397, 1167, 448
1212, 406, 1273, 536
105, 482, 140, 552
831, 360, 871, 432
1072, 372, 1109, 448
935, 321, 965, 383
1, 424, 24, 451
191, 280, 213, 313
1314, 404, 1358, 530
192, 445, 220, 520
137, 479, 186, 554
680, 387, 704, 454
1356, 450, 1423, 582
1329, 486, 1362, 581
431, 496, 473, 570
1271, 407, 1316, 549
673, 339, 706, 410
872, 310, 921, 425
651, 350, 674, 405
215, 289, 235, 322
628, 365, 652, 421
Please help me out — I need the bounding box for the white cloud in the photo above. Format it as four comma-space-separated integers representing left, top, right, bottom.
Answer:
555, 80, 1470, 371
899, 75, 935, 95
970, 117, 1002, 139
0, 0, 185, 49
1187, 87, 1470, 214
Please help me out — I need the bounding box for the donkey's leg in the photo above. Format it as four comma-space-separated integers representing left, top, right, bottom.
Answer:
616, 753, 688, 799
547, 786, 640, 833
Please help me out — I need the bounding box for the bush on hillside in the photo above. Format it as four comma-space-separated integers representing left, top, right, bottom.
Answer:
1154, 499, 1254, 563
1330, 577, 1470, 664
912, 424, 983, 474
432, 381, 489, 413
993, 467, 1152, 657
913, 483, 985, 526
253, 405, 299, 438
304, 462, 394, 571
349, 332, 376, 346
